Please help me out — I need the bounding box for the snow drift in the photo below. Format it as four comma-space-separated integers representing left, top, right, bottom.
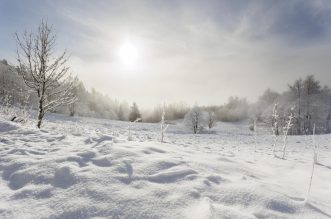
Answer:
0, 116, 330, 218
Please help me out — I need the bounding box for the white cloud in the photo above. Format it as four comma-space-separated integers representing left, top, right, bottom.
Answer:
5, 0, 331, 108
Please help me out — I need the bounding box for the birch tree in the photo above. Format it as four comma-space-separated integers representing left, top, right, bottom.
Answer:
15, 20, 76, 128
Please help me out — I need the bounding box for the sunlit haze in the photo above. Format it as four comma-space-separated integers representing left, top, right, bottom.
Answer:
118, 42, 139, 67
1, 0, 331, 108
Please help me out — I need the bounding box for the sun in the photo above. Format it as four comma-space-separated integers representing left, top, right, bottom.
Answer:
118, 42, 139, 66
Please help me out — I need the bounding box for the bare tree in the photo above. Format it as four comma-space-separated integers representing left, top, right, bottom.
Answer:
207, 110, 216, 129
184, 106, 206, 134
303, 75, 321, 134
15, 20, 76, 128
289, 78, 303, 134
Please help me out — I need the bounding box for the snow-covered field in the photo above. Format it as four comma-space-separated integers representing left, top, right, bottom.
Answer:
0, 114, 330, 219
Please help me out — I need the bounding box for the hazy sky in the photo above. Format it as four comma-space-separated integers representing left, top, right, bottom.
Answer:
1, 0, 331, 108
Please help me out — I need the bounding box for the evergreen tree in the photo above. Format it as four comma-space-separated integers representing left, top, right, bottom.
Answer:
129, 102, 141, 122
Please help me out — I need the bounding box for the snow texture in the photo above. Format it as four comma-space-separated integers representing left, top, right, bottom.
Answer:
0, 114, 330, 218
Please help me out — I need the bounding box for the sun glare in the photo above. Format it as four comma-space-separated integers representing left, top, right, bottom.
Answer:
118, 42, 139, 66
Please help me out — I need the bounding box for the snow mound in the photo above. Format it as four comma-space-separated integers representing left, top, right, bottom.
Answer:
147, 168, 198, 183
0, 120, 20, 132
53, 166, 76, 188
0, 116, 330, 218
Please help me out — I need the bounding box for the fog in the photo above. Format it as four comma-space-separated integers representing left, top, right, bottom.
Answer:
1, 0, 331, 108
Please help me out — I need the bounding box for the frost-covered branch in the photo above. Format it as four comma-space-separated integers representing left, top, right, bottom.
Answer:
160, 108, 169, 143
281, 107, 295, 159
15, 20, 76, 128
305, 123, 317, 203
271, 103, 279, 156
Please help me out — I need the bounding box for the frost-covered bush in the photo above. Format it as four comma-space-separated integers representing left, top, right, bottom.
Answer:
216, 96, 249, 122
128, 118, 141, 141
305, 124, 317, 203
281, 107, 295, 159
0, 94, 14, 119
184, 106, 207, 134
160, 109, 169, 143
272, 103, 279, 155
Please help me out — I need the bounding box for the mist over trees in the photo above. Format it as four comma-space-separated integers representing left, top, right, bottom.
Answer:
0, 59, 31, 106
2, 53, 330, 135
129, 102, 141, 122
2, 35, 331, 134
253, 75, 331, 134
143, 102, 190, 123
0, 60, 129, 121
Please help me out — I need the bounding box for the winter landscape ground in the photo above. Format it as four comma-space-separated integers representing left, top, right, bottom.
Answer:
0, 113, 330, 219
2, 1, 331, 218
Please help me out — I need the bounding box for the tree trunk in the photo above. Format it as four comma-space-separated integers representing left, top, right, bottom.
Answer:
69, 103, 75, 117
37, 96, 44, 129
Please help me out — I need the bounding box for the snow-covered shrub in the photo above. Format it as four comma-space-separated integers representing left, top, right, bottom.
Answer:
184, 106, 206, 134
272, 103, 279, 156
0, 93, 18, 121
281, 107, 295, 159
14, 105, 31, 124
312, 124, 318, 164
207, 110, 216, 129
305, 124, 317, 203
160, 109, 169, 143
128, 118, 141, 141
0, 94, 12, 116
248, 117, 257, 152
253, 119, 257, 152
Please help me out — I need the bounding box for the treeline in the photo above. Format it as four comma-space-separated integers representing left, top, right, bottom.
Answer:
143, 102, 190, 123
0, 59, 129, 120
143, 97, 249, 123
0, 58, 251, 124
1, 58, 330, 134
253, 75, 331, 134
180, 75, 331, 135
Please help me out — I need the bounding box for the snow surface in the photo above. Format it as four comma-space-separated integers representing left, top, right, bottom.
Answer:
0, 114, 330, 218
